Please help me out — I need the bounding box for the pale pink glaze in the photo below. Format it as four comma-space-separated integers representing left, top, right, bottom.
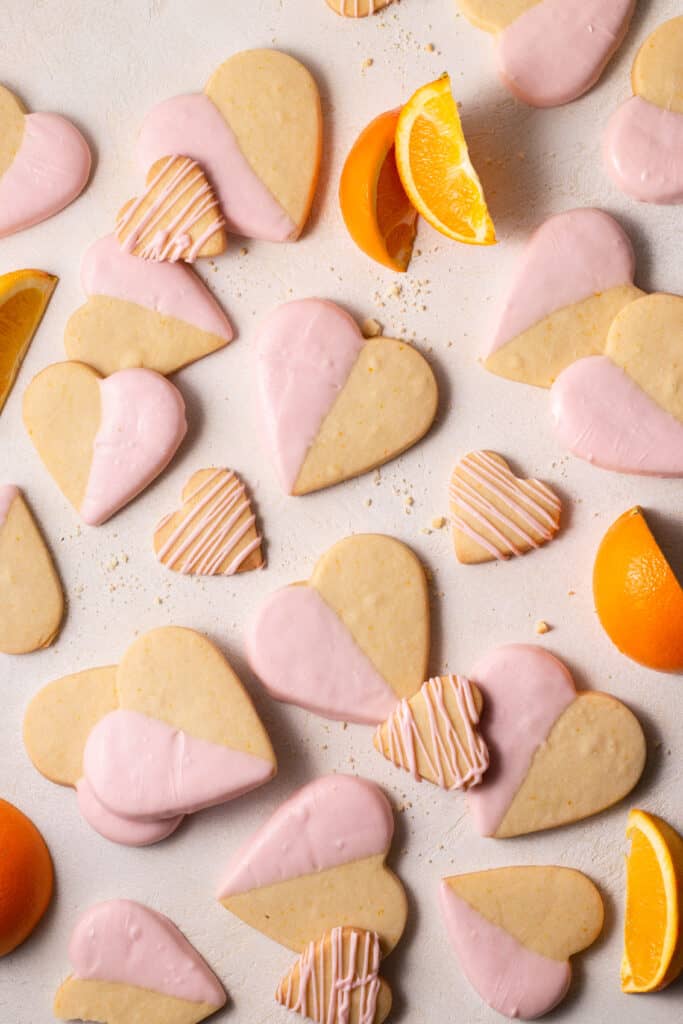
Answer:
81, 235, 233, 340
218, 774, 394, 898
246, 586, 398, 725
0, 112, 90, 238
136, 93, 295, 241
465, 645, 575, 836
440, 883, 571, 1019
488, 209, 635, 355
80, 368, 187, 526
255, 299, 365, 493
604, 96, 683, 204
68, 900, 226, 1007
497, 0, 634, 108
76, 778, 184, 847
0, 484, 18, 527
551, 356, 683, 477
83, 709, 274, 819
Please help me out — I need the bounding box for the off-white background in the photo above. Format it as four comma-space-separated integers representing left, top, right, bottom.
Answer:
1, 1, 682, 1021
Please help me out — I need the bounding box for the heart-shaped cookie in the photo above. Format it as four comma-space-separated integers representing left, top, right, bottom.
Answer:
441, 867, 603, 1019
247, 534, 430, 724
23, 362, 187, 524
154, 468, 263, 576
458, 0, 635, 108
551, 293, 683, 477
465, 644, 646, 837
54, 900, 226, 1024
484, 209, 643, 387
137, 50, 322, 242
256, 299, 437, 495
0, 84, 91, 238
0, 485, 64, 654
218, 774, 407, 954
64, 236, 233, 377
605, 17, 683, 204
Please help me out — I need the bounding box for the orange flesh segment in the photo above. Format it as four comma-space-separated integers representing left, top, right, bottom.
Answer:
0, 273, 56, 414
624, 828, 667, 988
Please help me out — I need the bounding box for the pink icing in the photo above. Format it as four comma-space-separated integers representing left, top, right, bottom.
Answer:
80, 368, 187, 526
68, 900, 226, 1007
76, 778, 184, 848
465, 645, 575, 837
217, 774, 394, 898
604, 96, 683, 204
0, 484, 19, 527
551, 355, 683, 477
246, 586, 398, 725
83, 709, 275, 819
488, 209, 635, 355
0, 112, 90, 238
136, 93, 295, 242
81, 235, 233, 340
440, 883, 571, 1019
497, 0, 635, 108
255, 299, 365, 493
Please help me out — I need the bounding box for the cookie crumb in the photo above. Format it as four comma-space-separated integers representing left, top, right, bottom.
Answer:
535, 620, 551, 635
424, 42, 435, 52
420, 527, 432, 535
364, 498, 373, 508
239, 246, 248, 256
361, 57, 374, 70
404, 496, 414, 507
431, 516, 446, 529
362, 317, 382, 338
154, 596, 163, 606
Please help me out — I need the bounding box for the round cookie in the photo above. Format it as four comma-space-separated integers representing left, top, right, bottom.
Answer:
326, 0, 393, 16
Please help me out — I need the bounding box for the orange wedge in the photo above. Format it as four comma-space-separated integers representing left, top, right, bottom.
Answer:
593, 507, 683, 672
339, 109, 418, 272
0, 799, 53, 957
622, 809, 683, 993
395, 74, 496, 246
0, 270, 57, 415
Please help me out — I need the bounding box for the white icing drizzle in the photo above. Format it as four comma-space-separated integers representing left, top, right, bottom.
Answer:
449, 451, 561, 560
377, 675, 489, 790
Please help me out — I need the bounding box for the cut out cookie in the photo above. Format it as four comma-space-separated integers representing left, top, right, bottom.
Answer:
551, 293, 683, 477
256, 299, 437, 495
23, 362, 187, 524
0, 485, 64, 654
54, 900, 226, 1024
605, 17, 683, 204
484, 209, 643, 387
137, 50, 322, 241
154, 468, 263, 576
0, 83, 90, 238
465, 644, 646, 837
247, 534, 429, 724
276, 928, 392, 1024
218, 774, 407, 953
326, 0, 393, 16
458, 0, 635, 108
64, 236, 233, 376
441, 867, 603, 1019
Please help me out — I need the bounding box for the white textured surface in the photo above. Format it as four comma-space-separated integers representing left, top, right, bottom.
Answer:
1, 1, 682, 1021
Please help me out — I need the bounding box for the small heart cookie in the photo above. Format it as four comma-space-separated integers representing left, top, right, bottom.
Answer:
0, 84, 90, 238
605, 17, 683, 204
551, 293, 683, 477
325, 0, 394, 16
247, 534, 430, 724
449, 451, 562, 563
54, 900, 226, 1024
154, 468, 263, 576
465, 644, 646, 837
0, 485, 64, 654
217, 774, 407, 954
484, 209, 643, 387
441, 866, 603, 1019
137, 50, 322, 242
256, 299, 437, 494
23, 362, 187, 525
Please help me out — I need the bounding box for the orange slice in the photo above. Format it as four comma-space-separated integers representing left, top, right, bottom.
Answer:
0, 269, 57, 415
395, 74, 496, 246
622, 809, 683, 993
339, 108, 418, 272
593, 507, 683, 671
0, 798, 53, 957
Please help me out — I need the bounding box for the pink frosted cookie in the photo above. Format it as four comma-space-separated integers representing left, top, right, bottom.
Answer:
457, 0, 635, 108
0, 84, 90, 238
24, 627, 276, 847
605, 17, 683, 203
256, 299, 437, 495
54, 900, 226, 1024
